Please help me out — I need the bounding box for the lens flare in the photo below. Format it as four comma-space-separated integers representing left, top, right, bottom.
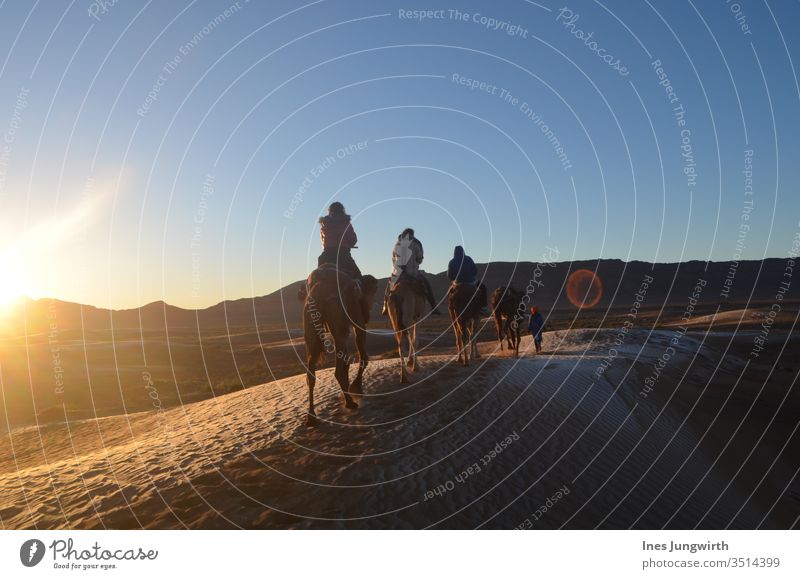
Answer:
565, 269, 603, 309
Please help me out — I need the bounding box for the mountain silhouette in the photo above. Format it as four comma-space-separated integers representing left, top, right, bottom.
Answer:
4, 258, 792, 335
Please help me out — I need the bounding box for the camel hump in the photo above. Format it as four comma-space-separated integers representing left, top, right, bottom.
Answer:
492, 285, 507, 301
492, 285, 523, 305
308, 265, 354, 287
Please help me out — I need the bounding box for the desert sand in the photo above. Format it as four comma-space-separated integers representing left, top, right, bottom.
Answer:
1, 327, 797, 529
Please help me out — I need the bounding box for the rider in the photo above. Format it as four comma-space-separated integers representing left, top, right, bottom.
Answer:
447, 245, 488, 315
318, 202, 361, 279
382, 228, 441, 315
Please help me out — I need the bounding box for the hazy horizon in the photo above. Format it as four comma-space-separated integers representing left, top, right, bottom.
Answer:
3, 253, 794, 311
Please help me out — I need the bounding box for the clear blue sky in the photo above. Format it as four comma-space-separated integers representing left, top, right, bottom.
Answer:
0, 0, 798, 309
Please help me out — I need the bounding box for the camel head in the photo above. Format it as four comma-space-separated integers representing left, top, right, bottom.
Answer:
358, 274, 378, 298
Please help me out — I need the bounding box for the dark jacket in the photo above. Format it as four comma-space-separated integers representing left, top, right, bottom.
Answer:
528, 313, 544, 338
319, 214, 357, 250
447, 245, 477, 283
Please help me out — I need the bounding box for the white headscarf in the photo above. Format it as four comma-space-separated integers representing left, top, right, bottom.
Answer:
392, 233, 417, 279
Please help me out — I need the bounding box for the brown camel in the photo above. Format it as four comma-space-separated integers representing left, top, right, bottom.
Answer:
298, 267, 377, 426
387, 275, 427, 383
448, 283, 482, 365
491, 286, 525, 356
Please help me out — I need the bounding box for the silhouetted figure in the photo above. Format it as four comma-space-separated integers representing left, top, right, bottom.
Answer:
318, 202, 361, 279
528, 305, 545, 353
447, 245, 487, 315
382, 228, 441, 316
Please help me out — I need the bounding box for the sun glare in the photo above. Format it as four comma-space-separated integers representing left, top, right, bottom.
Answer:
0, 256, 34, 317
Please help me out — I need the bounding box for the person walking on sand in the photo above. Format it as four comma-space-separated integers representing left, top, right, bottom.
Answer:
528, 305, 545, 353
317, 202, 361, 279
382, 228, 441, 316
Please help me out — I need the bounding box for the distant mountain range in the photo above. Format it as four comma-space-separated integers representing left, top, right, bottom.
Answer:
6, 258, 795, 335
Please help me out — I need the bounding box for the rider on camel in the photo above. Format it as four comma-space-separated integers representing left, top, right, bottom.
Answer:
382, 228, 441, 316
318, 202, 361, 279
447, 245, 488, 315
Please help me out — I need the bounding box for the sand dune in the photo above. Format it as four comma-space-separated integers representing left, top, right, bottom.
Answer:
666, 308, 761, 328
0, 328, 796, 529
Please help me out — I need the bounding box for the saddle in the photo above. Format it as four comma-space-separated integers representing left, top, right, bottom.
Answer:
299, 265, 362, 306
448, 280, 478, 296
390, 272, 426, 296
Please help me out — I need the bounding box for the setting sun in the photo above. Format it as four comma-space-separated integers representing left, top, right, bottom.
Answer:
0, 256, 34, 315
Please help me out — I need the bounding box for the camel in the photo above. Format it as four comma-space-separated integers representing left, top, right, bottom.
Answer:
298, 266, 377, 426
491, 286, 525, 356
387, 275, 427, 383
448, 283, 482, 365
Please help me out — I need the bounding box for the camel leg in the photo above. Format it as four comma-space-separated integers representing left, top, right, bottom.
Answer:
306, 358, 318, 427
450, 308, 463, 364
396, 329, 408, 384
409, 323, 418, 371
506, 319, 515, 351
406, 326, 415, 369
303, 301, 323, 426
351, 360, 366, 396
495, 313, 504, 351
351, 326, 367, 395
471, 319, 481, 360
461, 322, 470, 366
456, 331, 463, 364
462, 323, 469, 365
333, 334, 357, 409
462, 314, 469, 365
405, 324, 415, 370
469, 331, 476, 362
389, 296, 409, 384
336, 356, 357, 409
